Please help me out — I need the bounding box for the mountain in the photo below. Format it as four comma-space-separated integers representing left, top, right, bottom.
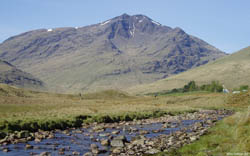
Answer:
128, 46, 250, 94
0, 59, 45, 90
0, 14, 226, 93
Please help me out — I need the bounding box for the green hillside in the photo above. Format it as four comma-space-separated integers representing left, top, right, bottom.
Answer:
128, 46, 250, 94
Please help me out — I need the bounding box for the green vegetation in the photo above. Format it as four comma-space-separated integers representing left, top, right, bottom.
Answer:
200, 81, 223, 92
233, 85, 249, 91
0, 84, 226, 134
148, 81, 223, 96
155, 92, 250, 156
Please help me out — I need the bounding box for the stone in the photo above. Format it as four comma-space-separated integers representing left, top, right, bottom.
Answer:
17, 131, 30, 138
152, 129, 161, 133
72, 151, 80, 155
47, 134, 54, 139
92, 125, 105, 132
139, 130, 149, 135
17, 138, 27, 143
58, 151, 64, 155
2, 147, 10, 152
127, 150, 135, 155
0, 137, 8, 144
38, 152, 51, 156
145, 148, 160, 154
111, 135, 128, 147
83, 152, 93, 156
132, 138, 145, 145
113, 135, 127, 141
111, 130, 120, 135
190, 136, 198, 142
59, 148, 65, 152
90, 143, 98, 149
100, 139, 110, 146
206, 120, 213, 124
111, 139, 125, 147
129, 127, 138, 132
35, 138, 42, 142
25, 144, 33, 149
91, 148, 100, 154
112, 147, 122, 154
99, 133, 110, 137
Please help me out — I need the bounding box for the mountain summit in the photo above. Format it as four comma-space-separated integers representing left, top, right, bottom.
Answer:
0, 14, 226, 93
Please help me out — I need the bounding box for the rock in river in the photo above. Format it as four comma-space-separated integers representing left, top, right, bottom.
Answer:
111, 135, 128, 147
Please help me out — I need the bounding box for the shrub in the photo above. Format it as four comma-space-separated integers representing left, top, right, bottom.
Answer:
240, 85, 249, 91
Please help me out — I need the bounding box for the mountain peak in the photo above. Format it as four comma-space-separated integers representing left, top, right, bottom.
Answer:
120, 13, 130, 18
0, 14, 226, 93
106, 14, 160, 26
101, 14, 168, 39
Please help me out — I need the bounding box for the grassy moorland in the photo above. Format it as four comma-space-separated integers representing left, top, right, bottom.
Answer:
0, 83, 228, 133
0, 83, 250, 155
156, 91, 250, 156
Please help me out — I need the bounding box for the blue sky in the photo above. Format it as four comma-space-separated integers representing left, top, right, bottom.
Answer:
1, 0, 249, 53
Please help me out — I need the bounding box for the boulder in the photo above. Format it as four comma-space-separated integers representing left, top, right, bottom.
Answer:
17, 131, 30, 138
111, 139, 125, 147
111, 135, 128, 147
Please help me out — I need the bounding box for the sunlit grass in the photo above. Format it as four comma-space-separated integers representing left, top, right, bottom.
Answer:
0, 84, 228, 132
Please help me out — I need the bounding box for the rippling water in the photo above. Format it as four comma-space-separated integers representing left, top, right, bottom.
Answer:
0, 119, 206, 156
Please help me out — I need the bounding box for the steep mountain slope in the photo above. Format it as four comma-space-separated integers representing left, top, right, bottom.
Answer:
128, 46, 250, 94
0, 14, 225, 93
0, 60, 45, 90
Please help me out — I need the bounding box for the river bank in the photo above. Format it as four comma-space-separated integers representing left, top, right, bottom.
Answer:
0, 109, 232, 156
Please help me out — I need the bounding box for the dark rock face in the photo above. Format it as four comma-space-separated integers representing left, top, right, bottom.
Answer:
0, 60, 45, 90
0, 14, 226, 92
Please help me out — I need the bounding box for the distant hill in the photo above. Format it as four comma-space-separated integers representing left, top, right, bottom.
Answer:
0, 60, 45, 90
0, 14, 225, 93
128, 46, 250, 94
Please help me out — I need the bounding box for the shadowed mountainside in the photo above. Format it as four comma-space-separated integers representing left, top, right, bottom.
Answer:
0, 60, 45, 90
